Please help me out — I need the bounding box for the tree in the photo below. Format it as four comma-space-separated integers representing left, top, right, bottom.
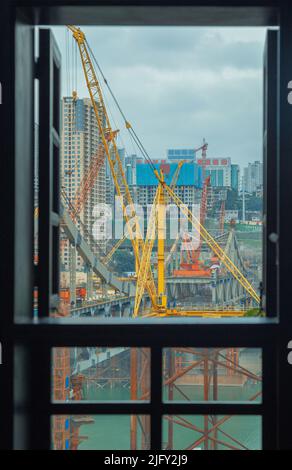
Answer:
112, 249, 135, 274
225, 189, 239, 210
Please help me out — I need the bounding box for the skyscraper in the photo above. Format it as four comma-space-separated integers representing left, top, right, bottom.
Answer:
231, 164, 240, 192
125, 154, 137, 186
243, 161, 263, 194
197, 157, 232, 187
61, 96, 106, 267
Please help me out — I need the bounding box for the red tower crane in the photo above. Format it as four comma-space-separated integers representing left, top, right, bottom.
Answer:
219, 200, 225, 235
69, 130, 118, 221
195, 139, 208, 179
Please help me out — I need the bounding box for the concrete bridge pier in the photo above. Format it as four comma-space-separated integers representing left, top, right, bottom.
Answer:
104, 304, 111, 318
86, 265, 93, 301
211, 270, 218, 305
111, 302, 122, 318
122, 300, 133, 317
101, 279, 108, 300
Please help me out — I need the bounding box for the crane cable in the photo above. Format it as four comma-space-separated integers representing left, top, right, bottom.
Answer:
85, 40, 157, 174
93, 60, 136, 167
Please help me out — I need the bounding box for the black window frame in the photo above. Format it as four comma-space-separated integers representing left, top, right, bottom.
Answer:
1, 0, 292, 450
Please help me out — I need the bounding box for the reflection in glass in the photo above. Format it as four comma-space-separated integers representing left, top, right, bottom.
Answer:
163, 415, 262, 450
52, 415, 150, 450
52, 347, 150, 402
163, 348, 262, 403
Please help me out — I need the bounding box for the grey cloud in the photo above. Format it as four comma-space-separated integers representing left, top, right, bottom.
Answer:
52, 25, 266, 167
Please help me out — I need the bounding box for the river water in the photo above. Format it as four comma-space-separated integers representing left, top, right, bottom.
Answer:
77, 383, 262, 450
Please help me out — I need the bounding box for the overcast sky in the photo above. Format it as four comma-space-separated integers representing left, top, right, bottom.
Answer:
52, 26, 267, 169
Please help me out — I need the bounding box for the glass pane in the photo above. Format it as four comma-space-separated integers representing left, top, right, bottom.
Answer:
31, 25, 268, 320
162, 415, 262, 450
163, 348, 262, 402
52, 415, 150, 450
52, 347, 150, 402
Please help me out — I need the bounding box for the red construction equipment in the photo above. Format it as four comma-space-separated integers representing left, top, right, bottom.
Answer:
174, 176, 211, 277
195, 139, 208, 179
71, 144, 105, 221
59, 286, 87, 303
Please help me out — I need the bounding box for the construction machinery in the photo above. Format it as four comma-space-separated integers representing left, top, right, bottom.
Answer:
195, 139, 208, 179
174, 175, 211, 277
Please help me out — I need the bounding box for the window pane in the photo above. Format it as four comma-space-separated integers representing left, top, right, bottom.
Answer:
162, 415, 262, 450
163, 348, 262, 403
52, 347, 150, 402
33, 25, 268, 319
52, 415, 150, 450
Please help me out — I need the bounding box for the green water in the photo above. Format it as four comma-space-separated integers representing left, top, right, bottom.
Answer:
81, 382, 261, 403
77, 384, 262, 450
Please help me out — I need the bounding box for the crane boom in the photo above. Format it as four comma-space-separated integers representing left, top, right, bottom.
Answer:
67, 25, 157, 305
72, 144, 105, 219
170, 160, 185, 189
134, 184, 162, 316
103, 234, 127, 266
164, 160, 186, 267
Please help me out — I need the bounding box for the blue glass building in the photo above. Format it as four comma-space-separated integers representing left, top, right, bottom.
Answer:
136, 161, 203, 188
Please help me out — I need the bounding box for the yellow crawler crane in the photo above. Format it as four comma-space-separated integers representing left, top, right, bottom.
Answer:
134, 181, 163, 315
67, 25, 157, 306
134, 171, 260, 317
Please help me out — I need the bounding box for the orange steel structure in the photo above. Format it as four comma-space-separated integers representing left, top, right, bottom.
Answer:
219, 200, 226, 235
52, 348, 71, 450
52, 346, 93, 449
130, 349, 151, 449
52, 307, 92, 448
127, 347, 261, 450
51, 344, 259, 450
71, 145, 105, 220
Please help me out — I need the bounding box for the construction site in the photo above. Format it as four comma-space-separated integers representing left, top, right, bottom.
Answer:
31, 26, 263, 450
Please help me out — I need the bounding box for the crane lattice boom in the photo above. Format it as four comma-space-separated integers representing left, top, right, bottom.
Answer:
67, 25, 157, 305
